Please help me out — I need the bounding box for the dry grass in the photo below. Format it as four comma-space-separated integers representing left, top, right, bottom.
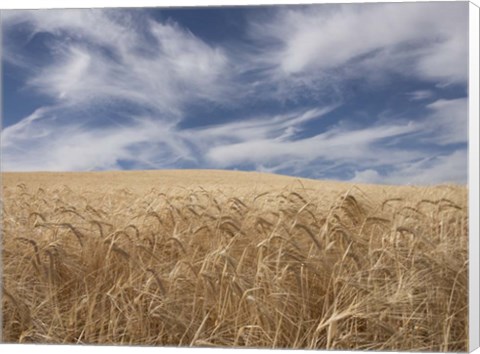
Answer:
1, 170, 468, 351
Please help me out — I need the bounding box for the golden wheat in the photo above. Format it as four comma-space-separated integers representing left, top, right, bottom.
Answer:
1, 171, 468, 351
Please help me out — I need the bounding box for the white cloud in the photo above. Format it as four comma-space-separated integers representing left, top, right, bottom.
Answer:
1, 110, 192, 171
28, 47, 97, 101
407, 90, 434, 101
184, 97, 467, 184
3, 9, 233, 114
1, 6, 469, 186
351, 169, 383, 184
202, 118, 418, 167
246, 2, 468, 98
149, 21, 229, 92
1, 8, 236, 171
1, 107, 52, 148
2, 9, 139, 55
424, 98, 468, 145
186, 106, 338, 143
352, 149, 468, 185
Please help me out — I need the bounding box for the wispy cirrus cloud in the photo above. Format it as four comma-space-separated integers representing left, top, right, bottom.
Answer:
352, 149, 468, 185
1, 107, 192, 171
244, 2, 468, 101
407, 90, 434, 101
423, 98, 468, 145
3, 9, 233, 113
1, 4, 469, 185
202, 120, 418, 168
187, 97, 467, 184
1, 9, 236, 170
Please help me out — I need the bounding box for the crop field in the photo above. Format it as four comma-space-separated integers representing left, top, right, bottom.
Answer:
1, 170, 469, 351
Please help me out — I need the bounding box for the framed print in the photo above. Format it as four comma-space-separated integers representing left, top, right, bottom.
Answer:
1, 0, 479, 352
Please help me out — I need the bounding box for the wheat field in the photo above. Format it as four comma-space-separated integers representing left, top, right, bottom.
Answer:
1, 170, 469, 351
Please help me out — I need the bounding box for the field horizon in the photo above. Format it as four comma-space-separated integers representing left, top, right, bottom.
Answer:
1, 169, 469, 350
1, 168, 469, 189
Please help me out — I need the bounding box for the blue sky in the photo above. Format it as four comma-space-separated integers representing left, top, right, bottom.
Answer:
1, 2, 469, 184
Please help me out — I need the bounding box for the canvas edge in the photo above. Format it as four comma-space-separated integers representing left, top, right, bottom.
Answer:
469, 1, 480, 352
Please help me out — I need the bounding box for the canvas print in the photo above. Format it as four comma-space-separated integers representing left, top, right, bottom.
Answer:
0, 2, 470, 351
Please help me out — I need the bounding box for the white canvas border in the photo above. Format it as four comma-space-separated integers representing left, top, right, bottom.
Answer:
469, 1, 480, 352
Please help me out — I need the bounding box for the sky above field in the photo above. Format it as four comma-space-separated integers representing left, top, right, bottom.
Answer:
1, 2, 469, 184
